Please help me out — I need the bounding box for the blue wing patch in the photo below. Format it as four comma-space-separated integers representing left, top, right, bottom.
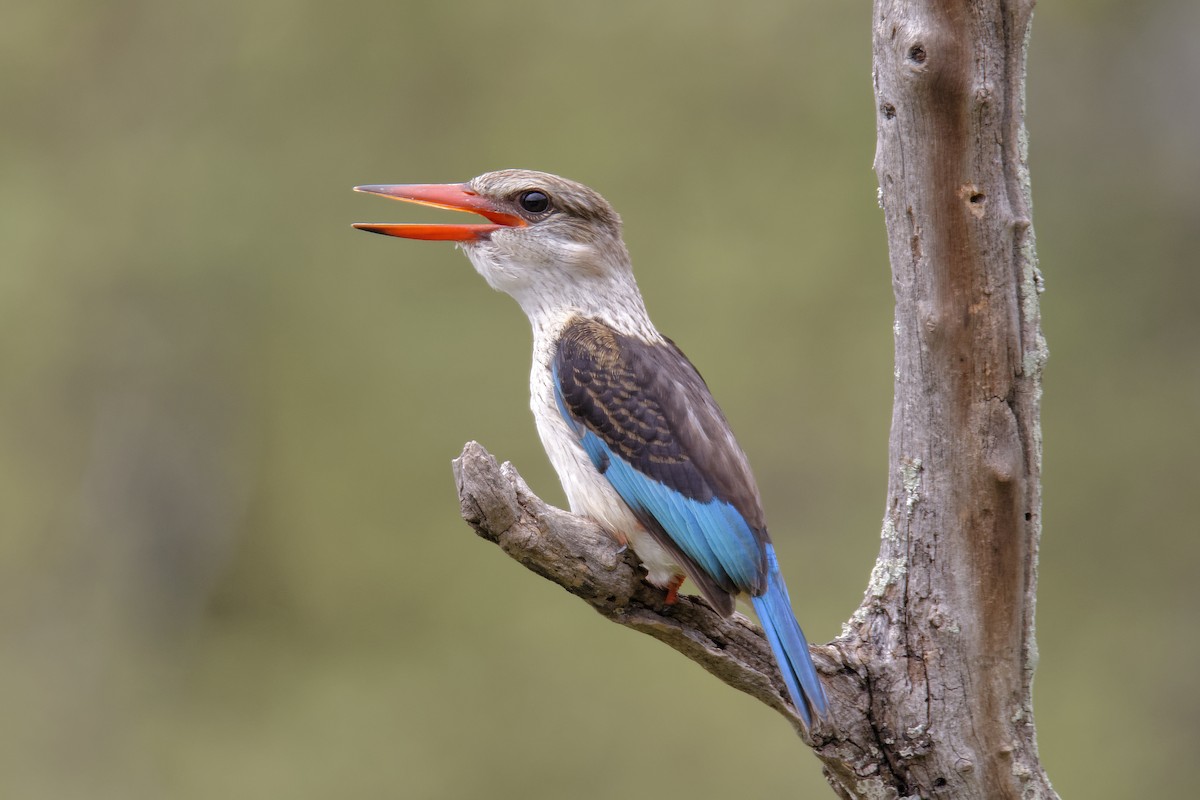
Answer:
551, 329, 763, 598
577, 426, 761, 590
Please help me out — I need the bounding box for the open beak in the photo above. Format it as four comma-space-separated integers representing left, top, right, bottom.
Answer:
352, 183, 526, 241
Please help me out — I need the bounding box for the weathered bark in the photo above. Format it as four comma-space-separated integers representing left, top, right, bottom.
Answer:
835, 0, 1054, 797
451, 1, 1056, 797
453, 445, 812, 732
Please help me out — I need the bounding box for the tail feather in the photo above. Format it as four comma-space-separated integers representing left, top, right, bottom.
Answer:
749, 544, 828, 728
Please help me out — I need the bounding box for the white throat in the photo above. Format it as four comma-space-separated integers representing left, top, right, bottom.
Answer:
461, 239, 661, 350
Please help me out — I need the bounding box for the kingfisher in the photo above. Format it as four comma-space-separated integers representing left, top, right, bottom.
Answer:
353, 169, 829, 728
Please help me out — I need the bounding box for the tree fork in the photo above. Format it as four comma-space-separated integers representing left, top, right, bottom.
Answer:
451, 1, 1055, 797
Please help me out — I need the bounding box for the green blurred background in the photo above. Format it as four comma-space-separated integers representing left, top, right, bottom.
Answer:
3, 1, 1196, 797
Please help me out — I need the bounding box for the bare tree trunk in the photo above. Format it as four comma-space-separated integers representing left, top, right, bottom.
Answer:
814, 0, 1055, 796
452, 0, 1057, 797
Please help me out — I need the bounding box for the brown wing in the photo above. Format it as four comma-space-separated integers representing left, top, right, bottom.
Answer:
554, 317, 770, 603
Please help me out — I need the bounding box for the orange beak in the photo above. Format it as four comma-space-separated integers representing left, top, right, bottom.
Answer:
352, 183, 526, 241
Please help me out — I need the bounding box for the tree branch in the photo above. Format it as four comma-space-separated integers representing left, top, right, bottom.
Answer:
451, 1, 1058, 797
452, 442, 814, 734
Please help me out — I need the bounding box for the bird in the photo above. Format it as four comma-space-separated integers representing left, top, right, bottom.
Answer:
353, 169, 829, 728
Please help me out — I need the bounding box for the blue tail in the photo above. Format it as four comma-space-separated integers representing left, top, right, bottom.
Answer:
749, 544, 828, 728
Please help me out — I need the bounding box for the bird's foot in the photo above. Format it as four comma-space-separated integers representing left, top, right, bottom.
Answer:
664, 574, 686, 605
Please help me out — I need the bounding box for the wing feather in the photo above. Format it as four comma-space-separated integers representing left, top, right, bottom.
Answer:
554, 317, 770, 602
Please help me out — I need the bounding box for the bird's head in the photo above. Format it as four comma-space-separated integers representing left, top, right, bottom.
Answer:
354, 170, 641, 321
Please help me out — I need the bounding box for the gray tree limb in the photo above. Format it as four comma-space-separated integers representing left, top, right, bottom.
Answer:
453, 444, 812, 733
452, 1, 1057, 797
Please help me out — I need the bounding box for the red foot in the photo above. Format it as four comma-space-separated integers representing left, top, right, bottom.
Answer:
664, 574, 687, 605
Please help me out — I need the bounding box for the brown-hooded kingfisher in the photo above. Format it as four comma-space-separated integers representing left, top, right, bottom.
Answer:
353, 169, 829, 728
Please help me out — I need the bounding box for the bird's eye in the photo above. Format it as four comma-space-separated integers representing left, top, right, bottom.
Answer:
518, 190, 551, 214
